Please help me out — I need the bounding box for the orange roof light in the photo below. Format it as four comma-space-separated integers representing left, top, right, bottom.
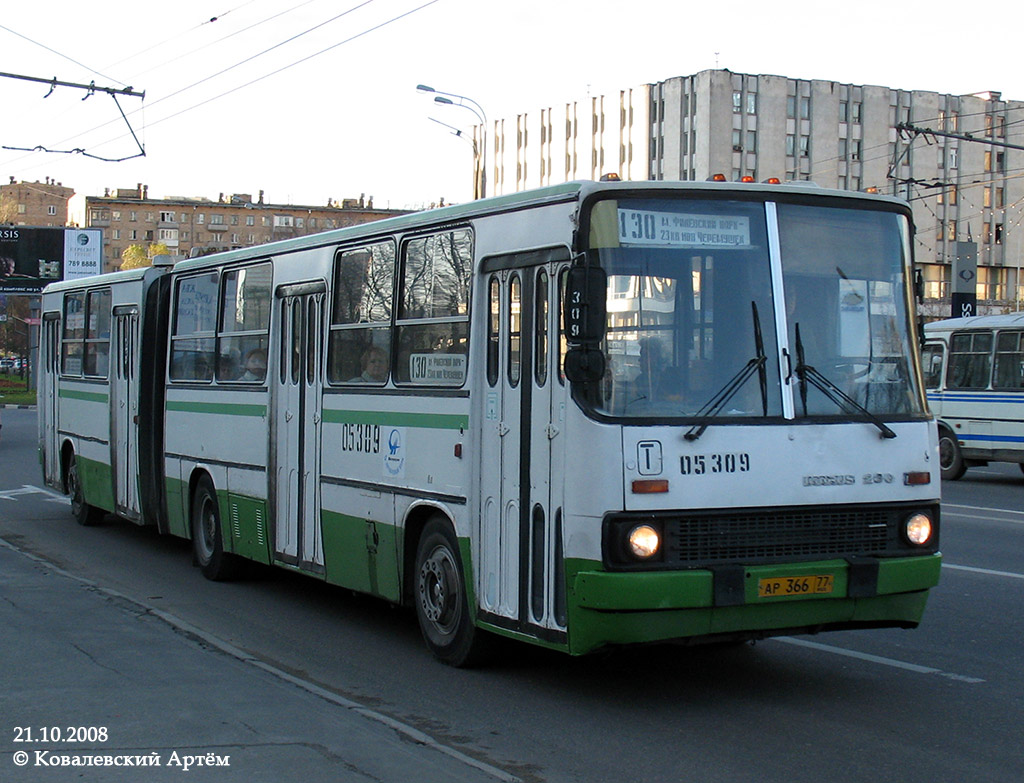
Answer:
708, 173, 727, 182
763, 177, 781, 185
740, 175, 755, 183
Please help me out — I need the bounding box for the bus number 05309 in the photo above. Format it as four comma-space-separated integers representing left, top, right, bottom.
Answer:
341, 423, 380, 454
680, 453, 750, 475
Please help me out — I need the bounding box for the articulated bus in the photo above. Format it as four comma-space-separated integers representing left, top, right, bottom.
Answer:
923, 313, 1024, 479
39, 180, 941, 666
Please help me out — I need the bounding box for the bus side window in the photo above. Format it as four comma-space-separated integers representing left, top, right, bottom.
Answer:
327, 241, 395, 385
394, 229, 472, 386
993, 331, 1024, 390
946, 331, 992, 390
170, 272, 218, 382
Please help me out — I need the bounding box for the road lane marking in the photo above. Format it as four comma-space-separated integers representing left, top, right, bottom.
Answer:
942, 503, 1024, 523
773, 637, 985, 683
943, 563, 1024, 580
0, 484, 68, 503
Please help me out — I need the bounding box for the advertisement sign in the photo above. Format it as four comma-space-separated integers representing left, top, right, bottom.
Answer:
0, 227, 103, 293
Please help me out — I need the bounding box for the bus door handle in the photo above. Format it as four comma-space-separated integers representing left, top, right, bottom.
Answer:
783, 348, 793, 382
498, 422, 510, 437
546, 424, 560, 440
285, 410, 293, 422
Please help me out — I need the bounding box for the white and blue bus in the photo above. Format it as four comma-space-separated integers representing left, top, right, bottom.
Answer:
40, 180, 940, 665
924, 313, 1024, 479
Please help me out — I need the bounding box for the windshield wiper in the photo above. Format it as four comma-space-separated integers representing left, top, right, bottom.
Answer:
793, 323, 896, 439
685, 302, 768, 441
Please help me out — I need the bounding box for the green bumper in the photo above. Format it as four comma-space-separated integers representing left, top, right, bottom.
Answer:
565, 554, 941, 655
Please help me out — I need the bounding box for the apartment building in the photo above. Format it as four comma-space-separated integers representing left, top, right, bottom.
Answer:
489, 69, 1024, 314
1, 176, 74, 227
85, 185, 410, 273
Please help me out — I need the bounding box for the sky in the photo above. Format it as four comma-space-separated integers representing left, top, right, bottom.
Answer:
2, 0, 1022, 219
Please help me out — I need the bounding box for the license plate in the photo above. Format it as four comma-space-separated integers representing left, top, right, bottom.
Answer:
758, 574, 834, 598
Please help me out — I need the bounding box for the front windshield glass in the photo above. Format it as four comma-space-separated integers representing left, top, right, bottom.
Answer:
777, 203, 924, 417
586, 197, 783, 418
583, 195, 925, 421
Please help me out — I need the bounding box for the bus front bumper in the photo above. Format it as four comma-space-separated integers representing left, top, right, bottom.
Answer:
565, 554, 942, 655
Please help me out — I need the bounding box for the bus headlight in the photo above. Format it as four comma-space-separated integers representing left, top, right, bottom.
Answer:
628, 524, 661, 559
904, 513, 933, 546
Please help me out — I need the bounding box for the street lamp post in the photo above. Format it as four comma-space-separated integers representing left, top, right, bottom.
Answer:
417, 84, 487, 199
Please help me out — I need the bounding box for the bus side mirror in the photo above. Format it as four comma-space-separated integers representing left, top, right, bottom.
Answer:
563, 264, 607, 383
564, 347, 606, 383
564, 265, 606, 343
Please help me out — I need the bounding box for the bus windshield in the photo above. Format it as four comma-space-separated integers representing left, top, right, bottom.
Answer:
582, 195, 925, 421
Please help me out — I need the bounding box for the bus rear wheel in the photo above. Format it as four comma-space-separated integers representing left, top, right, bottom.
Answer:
414, 517, 491, 667
939, 428, 966, 481
67, 453, 102, 526
191, 477, 243, 581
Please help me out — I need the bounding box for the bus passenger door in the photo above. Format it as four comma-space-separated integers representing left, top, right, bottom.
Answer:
40, 314, 62, 488
272, 287, 326, 574
111, 308, 141, 517
479, 258, 568, 637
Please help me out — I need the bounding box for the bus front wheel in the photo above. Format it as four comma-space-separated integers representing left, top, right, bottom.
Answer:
414, 517, 491, 667
67, 453, 102, 526
191, 477, 243, 581
939, 429, 966, 481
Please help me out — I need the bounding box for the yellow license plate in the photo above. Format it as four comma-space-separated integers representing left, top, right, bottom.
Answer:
758, 574, 834, 598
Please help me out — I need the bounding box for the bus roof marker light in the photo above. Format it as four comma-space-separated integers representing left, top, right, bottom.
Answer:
707, 173, 728, 182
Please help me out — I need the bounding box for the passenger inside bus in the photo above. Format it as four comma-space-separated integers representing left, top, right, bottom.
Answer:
349, 346, 388, 383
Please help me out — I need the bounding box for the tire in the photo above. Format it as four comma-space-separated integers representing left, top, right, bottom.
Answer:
191, 476, 243, 581
67, 452, 103, 526
938, 428, 966, 481
414, 517, 491, 667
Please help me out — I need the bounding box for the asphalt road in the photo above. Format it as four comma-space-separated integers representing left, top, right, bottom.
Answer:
1, 407, 1022, 782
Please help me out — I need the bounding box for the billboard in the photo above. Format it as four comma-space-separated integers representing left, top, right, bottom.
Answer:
0, 227, 103, 293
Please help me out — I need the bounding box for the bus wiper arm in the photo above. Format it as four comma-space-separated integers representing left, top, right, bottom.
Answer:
685, 302, 768, 441
793, 323, 896, 440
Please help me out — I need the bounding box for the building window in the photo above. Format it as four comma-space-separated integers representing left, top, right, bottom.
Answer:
800, 97, 810, 120
47, 205, 57, 216
746, 93, 756, 114
799, 135, 810, 157
160, 211, 175, 222
246, 216, 255, 226
949, 148, 958, 169
851, 102, 861, 123
786, 95, 796, 118
839, 101, 848, 122
785, 134, 795, 156
984, 187, 992, 208
732, 91, 742, 112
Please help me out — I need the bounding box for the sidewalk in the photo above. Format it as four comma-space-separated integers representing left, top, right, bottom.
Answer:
0, 541, 516, 782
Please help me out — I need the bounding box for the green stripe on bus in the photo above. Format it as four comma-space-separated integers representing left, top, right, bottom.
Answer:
166, 400, 267, 417
59, 389, 109, 403
322, 409, 468, 430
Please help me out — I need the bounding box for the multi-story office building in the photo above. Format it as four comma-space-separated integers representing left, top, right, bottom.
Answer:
1, 177, 74, 227
489, 69, 1024, 314
85, 185, 410, 273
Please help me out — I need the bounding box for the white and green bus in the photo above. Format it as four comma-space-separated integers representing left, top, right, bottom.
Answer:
39, 180, 941, 665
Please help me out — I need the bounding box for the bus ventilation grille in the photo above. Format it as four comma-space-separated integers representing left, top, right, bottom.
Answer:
665, 506, 903, 566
